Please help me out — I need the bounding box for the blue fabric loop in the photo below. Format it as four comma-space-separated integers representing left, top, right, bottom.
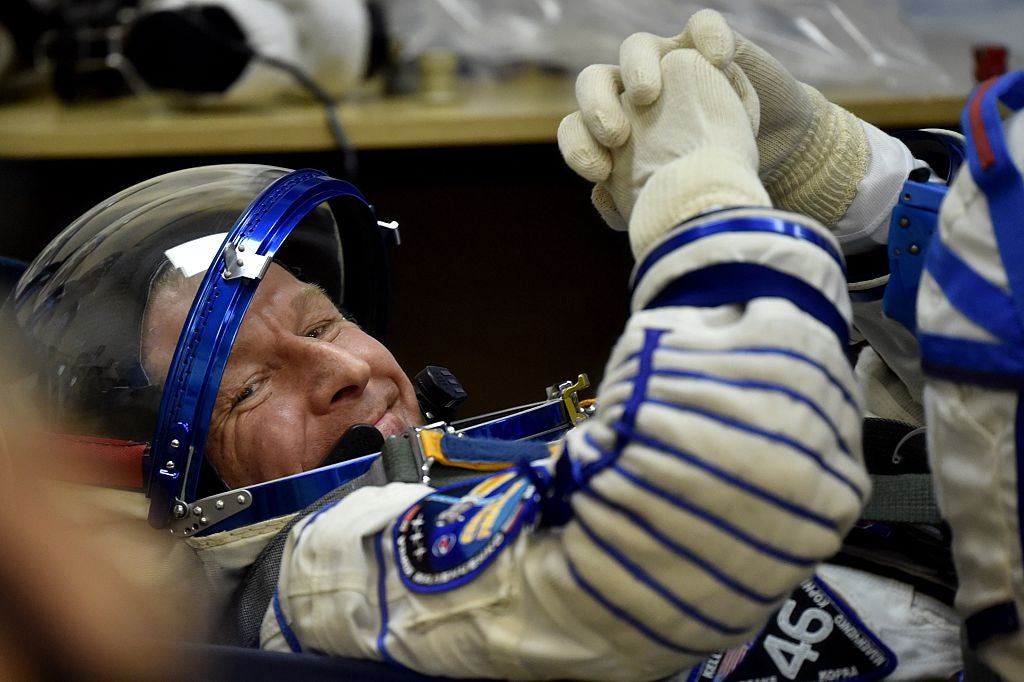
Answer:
962, 72, 1024, 331
926, 239, 1024, 346
439, 434, 549, 464
920, 334, 1024, 388
634, 215, 844, 289
965, 601, 1020, 650
644, 263, 849, 350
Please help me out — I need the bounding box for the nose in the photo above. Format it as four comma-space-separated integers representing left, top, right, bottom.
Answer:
291, 337, 372, 415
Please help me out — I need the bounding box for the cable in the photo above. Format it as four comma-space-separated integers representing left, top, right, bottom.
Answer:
250, 52, 358, 179
128, 6, 360, 179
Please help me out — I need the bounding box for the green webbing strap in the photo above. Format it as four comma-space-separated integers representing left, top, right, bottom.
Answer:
860, 418, 942, 524
861, 473, 942, 524
380, 432, 422, 483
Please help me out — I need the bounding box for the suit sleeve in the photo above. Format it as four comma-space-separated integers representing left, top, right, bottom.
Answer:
262, 207, 870, 681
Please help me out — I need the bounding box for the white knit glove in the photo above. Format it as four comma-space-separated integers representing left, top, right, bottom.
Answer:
557, 48, 769, 259
598, 9, 870, 229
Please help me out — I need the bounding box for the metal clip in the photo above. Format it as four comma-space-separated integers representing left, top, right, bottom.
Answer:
378, 220, 401, 246
168, 490, 252, 537
408, 422, 446, 484
222, 240, 271, 281
547, 374, 590, 426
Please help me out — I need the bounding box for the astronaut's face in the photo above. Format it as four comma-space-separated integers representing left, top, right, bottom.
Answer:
143, 264, 423, 488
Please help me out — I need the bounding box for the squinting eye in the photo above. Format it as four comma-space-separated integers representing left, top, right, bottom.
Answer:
236, 384, 255, 405
306, 325, 328, 339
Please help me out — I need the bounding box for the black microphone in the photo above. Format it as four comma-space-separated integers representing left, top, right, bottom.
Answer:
320, 423, 385, 467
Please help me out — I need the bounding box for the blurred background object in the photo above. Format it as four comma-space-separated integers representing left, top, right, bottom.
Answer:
1, 0, 1017, 419
0, 0, 385, 105
0, 305, 197, 681
381, 0, 957, 97
1, 0, 1020, 105
901, 0, 1021, 90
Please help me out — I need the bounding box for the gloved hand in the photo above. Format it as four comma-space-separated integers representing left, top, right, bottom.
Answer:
588, 9, 870, 230
557, 48, 769, 259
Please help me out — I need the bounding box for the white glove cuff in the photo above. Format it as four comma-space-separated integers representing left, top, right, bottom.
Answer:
629, 150, 769, 259
836, 123, 917, 255
768, 86, 871, 228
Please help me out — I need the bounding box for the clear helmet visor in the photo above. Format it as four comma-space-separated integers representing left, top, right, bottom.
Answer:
11, 164, 394, 527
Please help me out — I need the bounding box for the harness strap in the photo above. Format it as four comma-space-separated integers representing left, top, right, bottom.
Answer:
859, 418, 939, 524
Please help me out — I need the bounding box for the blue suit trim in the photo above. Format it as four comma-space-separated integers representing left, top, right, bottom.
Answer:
926, 239, 1023, 345
965, 602, 1020, 650
272, 589, 304, 653
581, 487, 782, 605
963, 73, 1024, 328
606, 463, 819, 567
582, 422, 838, 532
920, 333, 1024, 388
642, 263, 849, 350
565, 559, 706, 656
574, 515, 748, 635
374, 531, 399, 666
612, 368, 851, 457
730, 346, 857, 408
634, 215, 844, 286
642, 397, 863, 501
612, 425, 839, 529
617, 329, 666, 450
267, 498, 350, 655
926, 72, 1024, 384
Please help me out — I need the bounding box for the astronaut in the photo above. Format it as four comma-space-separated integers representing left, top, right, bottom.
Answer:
9, 8, 1014, 682
561, 11, 968, 681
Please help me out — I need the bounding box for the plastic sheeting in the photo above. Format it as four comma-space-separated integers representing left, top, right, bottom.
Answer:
383, 0, 955, 96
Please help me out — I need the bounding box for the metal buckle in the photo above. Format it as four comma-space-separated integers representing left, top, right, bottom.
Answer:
546, 373, 591, 426
221, 239, 271, 281
406, 421, 454, 485
168, 490, 253, 537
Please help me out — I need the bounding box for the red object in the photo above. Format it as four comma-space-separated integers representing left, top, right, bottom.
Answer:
968, 77, 999, 170
974, 44, 1009, 82
37, 433, 148, 490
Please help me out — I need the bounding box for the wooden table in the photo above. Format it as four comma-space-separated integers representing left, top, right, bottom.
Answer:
0, 72, 971, 412
0, 71, 968, 159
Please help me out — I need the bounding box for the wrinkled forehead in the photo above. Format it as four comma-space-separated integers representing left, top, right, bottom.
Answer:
141, 263, 332, 386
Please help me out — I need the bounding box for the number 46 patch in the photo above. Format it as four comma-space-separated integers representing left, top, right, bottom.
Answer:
687, 576, 897, 682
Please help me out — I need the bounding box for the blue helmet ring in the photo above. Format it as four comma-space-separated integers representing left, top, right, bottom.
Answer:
147, 168, 378, 529
10, 165, 394, 533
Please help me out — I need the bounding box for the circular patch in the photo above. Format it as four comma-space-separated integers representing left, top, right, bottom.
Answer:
394, 472, 538, 593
